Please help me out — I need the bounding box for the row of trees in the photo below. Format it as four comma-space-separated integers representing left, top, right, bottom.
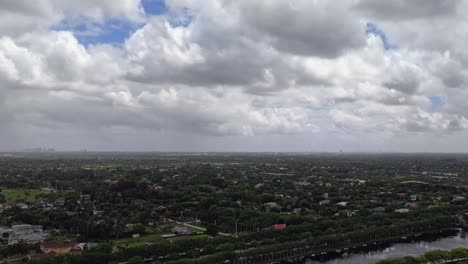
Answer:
25, 213, 460, 264
232, 215, 459, 263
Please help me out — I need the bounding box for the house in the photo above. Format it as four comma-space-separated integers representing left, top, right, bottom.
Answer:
292, 208, 302, 214
395, 208, 410, 213
172, 226, 192, 236
166, 218, 177, 224
334, 210, 353, 217
452, 196, 467, 204
293, 181, 311, 187
319, 200, 331, 205
264, 202, 280, 210
336, 201, 348, 207
79, 195, 91, 204
345, 210, 354, 217
151, 184, 163, 191
41, 187, 56, 192
262, 224, 287, 231
397, 193, 408, 198
16, 202, 29, 209
161, 234, 176, 238
272, 224, 287, 230
156, 205, 167, 212
40, 241, 80, 255
8, 225, 46, 245
54, 198, 65, 207
77, 242, 98, 250
34, 200, 47, 208
372, 207, 386, 214
93, 210, 104, 217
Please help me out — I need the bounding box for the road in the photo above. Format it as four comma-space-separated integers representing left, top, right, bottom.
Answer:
179, 221, 232, 237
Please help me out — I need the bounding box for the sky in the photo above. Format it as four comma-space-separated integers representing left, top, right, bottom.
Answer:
1, 0, 468, 152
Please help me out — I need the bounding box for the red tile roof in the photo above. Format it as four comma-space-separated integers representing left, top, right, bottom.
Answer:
272, 224, 287, 230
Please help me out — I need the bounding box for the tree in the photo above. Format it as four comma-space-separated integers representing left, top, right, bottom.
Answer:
128, 256, 144, 264
132, 224, 146, 235
424, 250, 449, 262
206, 224, 219, 236
450, 248, 468, 259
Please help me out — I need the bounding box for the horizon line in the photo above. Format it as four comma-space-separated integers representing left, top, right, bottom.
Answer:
2, 150, 468, 155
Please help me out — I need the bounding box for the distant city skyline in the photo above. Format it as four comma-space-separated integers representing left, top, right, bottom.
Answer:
1, 1, 468, 152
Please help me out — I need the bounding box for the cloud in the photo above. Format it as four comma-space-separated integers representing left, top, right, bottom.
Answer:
52, 0, 144, 22
124, 16, 329, 93
434, 59, 467, 88
238, 0, 365, 58
1, 0, 468, 151
0, 0, 144, 36
383, 64, 421, 94
356, 0, 460, 21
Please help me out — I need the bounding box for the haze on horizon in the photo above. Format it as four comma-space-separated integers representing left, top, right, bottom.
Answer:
1, 0, 468, 152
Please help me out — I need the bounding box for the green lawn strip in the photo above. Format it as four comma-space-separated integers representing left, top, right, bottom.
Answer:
112, 233, 163, 248
0, 188, 51, 203
167, 234, 208, 242
186, 226, 205, 233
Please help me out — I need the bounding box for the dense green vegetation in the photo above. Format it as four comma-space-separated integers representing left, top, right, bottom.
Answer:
1, 152, 468, 263
376, 247, 468, 264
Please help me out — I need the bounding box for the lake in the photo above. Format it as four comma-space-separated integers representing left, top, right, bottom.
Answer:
306, 229, 468, 264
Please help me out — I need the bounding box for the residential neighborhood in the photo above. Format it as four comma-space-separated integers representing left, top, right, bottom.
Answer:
0, 153, 467, 263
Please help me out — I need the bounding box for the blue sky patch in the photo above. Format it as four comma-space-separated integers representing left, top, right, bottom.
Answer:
53, 18, 143, 46
53, 0, 169, 46
429, 96, 446, 112
168, 7, 194, 28
141, 0, 167, 16
366, 22, 396, 50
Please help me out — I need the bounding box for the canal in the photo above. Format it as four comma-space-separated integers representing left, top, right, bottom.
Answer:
306, 229, 468, 264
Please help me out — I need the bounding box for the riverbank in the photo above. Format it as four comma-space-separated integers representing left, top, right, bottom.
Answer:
306, 229, 468, 264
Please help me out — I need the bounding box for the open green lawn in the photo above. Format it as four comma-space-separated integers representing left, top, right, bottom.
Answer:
112, 233, 163, 248
110, 229, 208, 248
169, 234, 208, 242
0, 188, 52, 203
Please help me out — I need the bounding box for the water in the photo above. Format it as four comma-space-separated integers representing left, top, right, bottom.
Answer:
306, 229, 468, 264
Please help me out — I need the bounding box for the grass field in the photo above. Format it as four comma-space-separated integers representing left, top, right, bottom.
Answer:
110, 229, 208, 248
112, 233, 162, 248
0, 188, 52, 203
